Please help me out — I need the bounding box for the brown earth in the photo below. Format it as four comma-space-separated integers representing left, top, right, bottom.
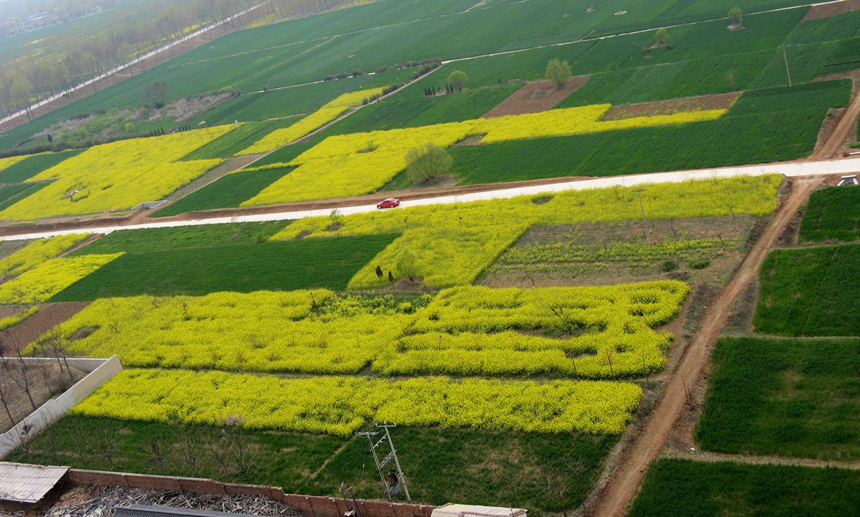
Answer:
588, 177, 823, 517
602, 92, 741, 121
481, 76, 590, 118
811, 76, 860, 159
1, 302, 91, 354
802, 0, 860, 21
0, 362, 86, 433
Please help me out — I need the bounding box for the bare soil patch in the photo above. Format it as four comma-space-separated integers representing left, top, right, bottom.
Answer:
803, 0, 860, 21
2, 302, 91, 354
0, 361, 86, 433
481, 76, 590, 118
602, 92, 741, 121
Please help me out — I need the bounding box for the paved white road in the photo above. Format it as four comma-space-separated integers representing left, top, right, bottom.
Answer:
3, 157, 859, 242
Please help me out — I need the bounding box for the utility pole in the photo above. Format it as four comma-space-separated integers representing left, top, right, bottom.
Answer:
356, 423, 411, 502
633, 188, 650, 244
782, 45, 792, 87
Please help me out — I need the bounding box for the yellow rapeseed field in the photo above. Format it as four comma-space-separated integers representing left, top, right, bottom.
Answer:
238, 88, 386, 155
269, 175, 782, 289
0, 126, 233, 221
72, 369, 643, 435
0, 253, 123, 304
0, 234, 90, 279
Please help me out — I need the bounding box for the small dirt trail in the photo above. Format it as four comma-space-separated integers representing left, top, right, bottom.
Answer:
813, 86, 860, 159
588, 177, 824, 517
667, 450, 860, 470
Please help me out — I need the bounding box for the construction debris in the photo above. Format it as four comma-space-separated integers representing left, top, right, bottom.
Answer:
34, 485, 307, 517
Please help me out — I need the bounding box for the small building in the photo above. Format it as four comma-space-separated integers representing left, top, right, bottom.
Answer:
0, 462, 69, 512
431, 504, 527, 517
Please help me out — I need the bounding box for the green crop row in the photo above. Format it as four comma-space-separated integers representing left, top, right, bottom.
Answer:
800, 185, 860, 242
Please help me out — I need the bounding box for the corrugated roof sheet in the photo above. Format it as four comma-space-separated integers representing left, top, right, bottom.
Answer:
115, 505, 251, 517
0, 462, 69, 504
432, 504, 527, 517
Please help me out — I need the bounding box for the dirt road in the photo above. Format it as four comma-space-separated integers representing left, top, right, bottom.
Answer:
588, 177, 824, 517
812, 80, 860, 159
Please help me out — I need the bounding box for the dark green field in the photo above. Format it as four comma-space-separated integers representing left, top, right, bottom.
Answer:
9, 415, 614, 516
0, 149, 85, 184
71, 222, 293, 255
697, 337, 860, 460
181, 120, 300, 160
800, 185, 860, 243
0, 182, 51, 212
53, 234, 399, 300
755, 244, 860, 336
629, 459, 860, 516
152, 168, 295, 217
451, 80, 849, 185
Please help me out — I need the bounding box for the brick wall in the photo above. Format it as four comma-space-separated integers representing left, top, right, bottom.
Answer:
67, 470, 437, 517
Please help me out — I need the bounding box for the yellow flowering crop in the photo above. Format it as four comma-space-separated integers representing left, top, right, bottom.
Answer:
270, 175, 782, 289
0, 127, 233, 221
238, 88, 386, 155
0, 253, 122, 304
239, 103, 727, 204
0, 155, 30, 173
53, 290, 413, 374
0, 306, 39, 331
0, 234, 89, 279
242, 121, 480, 205
48, 281, 685, 379
72, 369, 643, 435
477, 106, 726, 143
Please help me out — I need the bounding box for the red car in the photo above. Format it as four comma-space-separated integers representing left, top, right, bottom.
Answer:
376, 198, 400, 209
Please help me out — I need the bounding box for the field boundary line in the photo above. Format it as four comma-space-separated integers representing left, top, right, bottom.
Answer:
665, 450, 860, 470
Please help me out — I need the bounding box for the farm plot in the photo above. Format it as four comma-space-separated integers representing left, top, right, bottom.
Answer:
10, 416, 615, 514
479, 215, 757, 289
151, 167, 296, 216
240, 102, 728, 205
755, 244, 860, 336
238, 88, 387, 155
0, 183, 50, 212
452, 80, 850, 185
799, 185, 860, 242
69, 222, 291, 255
0, 150, 85, 184
181, 120, 300, 160
72, 369, 643, 436
270, 175, 781, 290
0, 234, 90, 279
0, 126, 235, 221
629, 459, 860, 517
0, 254, 122, 304
51, 234, 399, 300
697, 337, 860, 460
51, 282, 686, 379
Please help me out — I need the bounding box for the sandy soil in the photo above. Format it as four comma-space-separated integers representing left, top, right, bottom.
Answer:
588, 177, 823, 517
602, 92, 741, 121
802, 0, 860, 21
481, 76, 590, 118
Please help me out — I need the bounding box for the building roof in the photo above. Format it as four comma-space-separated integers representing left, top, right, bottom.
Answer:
431, 504, 527, 517
115, 505, 251, 517
0, 462, 69, 504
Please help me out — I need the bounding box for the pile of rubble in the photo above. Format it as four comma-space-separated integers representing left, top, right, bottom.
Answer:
40, 485, 307, 517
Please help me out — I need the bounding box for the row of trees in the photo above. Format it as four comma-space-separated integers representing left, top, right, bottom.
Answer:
0, 0, 263, 122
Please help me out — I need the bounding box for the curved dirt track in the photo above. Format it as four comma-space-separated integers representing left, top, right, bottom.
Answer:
588, 177, 824, 517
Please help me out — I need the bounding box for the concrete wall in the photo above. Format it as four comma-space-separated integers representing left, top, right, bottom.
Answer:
67, 469, 437, 517
0, 355, 122, 459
